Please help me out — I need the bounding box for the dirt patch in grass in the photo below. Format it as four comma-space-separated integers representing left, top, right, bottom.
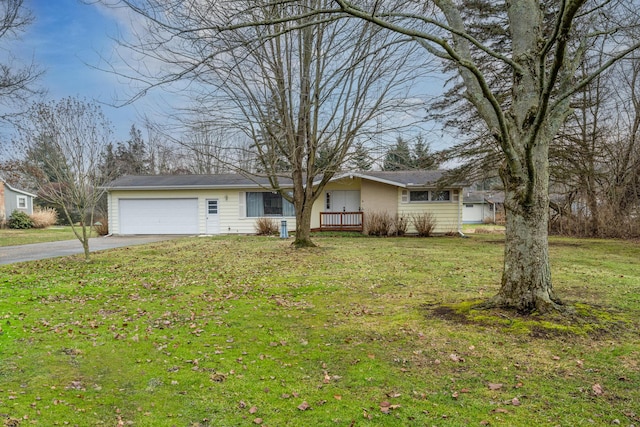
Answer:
423, 300, 633, 340
425, 303, 473, 324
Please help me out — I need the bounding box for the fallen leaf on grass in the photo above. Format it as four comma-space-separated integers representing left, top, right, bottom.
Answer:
249, 406, 258, 414
511, 397, 521, 406
380, 401, 401, 413
253, 417, 263, 424
488, 383, 503, 391
298, 401, 310, 411
334, 395, 342, 400
592, 383, 604, 396
210, 372, 227, 382
449, 354, 464, 363
492, 408, 509, 414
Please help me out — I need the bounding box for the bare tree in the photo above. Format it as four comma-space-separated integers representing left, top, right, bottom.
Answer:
603, 59, 640, 226
17, 98, 115, 261
105, 0, 424, 247
179, 123, 233, 175
549, 51, 640, 239
550, 55, 611, 237
0, 0, 42, 128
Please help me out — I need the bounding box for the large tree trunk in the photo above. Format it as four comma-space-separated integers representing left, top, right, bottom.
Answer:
291, 169, 317, 248
486, 133, 565, 313
491, 187, 562, 313
293, 201, 315, 248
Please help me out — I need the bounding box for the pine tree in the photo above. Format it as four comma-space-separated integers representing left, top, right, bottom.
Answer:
383, 137, 414, 171
351, 141, 372, 171
413, 136, 439, 170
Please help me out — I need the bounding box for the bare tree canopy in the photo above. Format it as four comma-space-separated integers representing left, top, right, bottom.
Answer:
0, 0, 42, 127
17, 97, 115, 261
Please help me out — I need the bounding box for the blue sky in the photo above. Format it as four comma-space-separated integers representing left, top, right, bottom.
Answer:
10, 0, 149, 141
5, 0, 449, 152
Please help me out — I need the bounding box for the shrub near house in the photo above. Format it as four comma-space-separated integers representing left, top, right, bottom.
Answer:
7, 210, 33, 229
30, 207, 58, 228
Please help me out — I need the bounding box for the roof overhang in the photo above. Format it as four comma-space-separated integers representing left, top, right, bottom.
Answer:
327, 172, 464, 188
1, 179, 37, 198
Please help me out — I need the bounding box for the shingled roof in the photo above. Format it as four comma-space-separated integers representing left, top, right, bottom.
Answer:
105, 170, 463, 190
105, 173, 291, 190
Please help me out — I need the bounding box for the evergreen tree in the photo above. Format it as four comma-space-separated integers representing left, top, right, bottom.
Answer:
382, 137, 414, 171
116, 125, 150, 175
99, 125, 151, 179
351, 141, 372, 171
413, 136, 439, 170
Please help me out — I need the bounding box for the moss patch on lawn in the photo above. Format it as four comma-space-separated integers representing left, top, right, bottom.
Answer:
425, 300, 632, 339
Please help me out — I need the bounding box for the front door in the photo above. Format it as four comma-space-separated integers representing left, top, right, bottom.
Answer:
328, 190, 361, 212
205, 199, 220, 234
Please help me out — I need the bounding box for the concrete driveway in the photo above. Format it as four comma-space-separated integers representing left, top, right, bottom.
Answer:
0, 235, 181, 265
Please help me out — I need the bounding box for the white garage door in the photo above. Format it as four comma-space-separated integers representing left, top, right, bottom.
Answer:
119, 199, 199, 234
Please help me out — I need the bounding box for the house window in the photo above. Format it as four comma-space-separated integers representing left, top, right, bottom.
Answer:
409, 190, 451, 202
17, 196, 27, 209
432, 190, 451, 201
409, 191, 430, 202
246, 192, 295, 217
465, 204, 474, 208
325, 192, 331, 210
207, 200, 218, 214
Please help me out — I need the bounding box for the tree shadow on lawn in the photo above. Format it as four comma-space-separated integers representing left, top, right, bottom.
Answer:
422, 300, 634, 340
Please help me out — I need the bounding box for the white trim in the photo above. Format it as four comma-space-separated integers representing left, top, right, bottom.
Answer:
238, 191, 246, 218
17, 195, 27, 209
324, 172, 408, 188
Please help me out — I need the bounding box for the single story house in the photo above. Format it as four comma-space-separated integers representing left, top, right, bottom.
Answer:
0, 178, 37, 223
462, 190, 504, 224
105, 170, 466, 235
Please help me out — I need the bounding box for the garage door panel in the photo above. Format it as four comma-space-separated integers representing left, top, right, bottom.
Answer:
119, 199, 198, 234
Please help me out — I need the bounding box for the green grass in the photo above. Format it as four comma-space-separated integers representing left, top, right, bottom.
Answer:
0, 226, 79, 246
0, 235, 639, 426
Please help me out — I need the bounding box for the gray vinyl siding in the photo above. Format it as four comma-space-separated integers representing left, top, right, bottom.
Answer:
5, 187, 34, 215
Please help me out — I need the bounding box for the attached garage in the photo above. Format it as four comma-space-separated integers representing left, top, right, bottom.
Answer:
119, 198, 198, 235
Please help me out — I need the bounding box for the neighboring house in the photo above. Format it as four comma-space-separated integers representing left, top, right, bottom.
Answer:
462, 190, 504, 224
105, 170, 466, 235
0, 178, 37, 223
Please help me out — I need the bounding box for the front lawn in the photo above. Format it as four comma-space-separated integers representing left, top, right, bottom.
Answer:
0, 226, 79, 247
0, 235, 638, 426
